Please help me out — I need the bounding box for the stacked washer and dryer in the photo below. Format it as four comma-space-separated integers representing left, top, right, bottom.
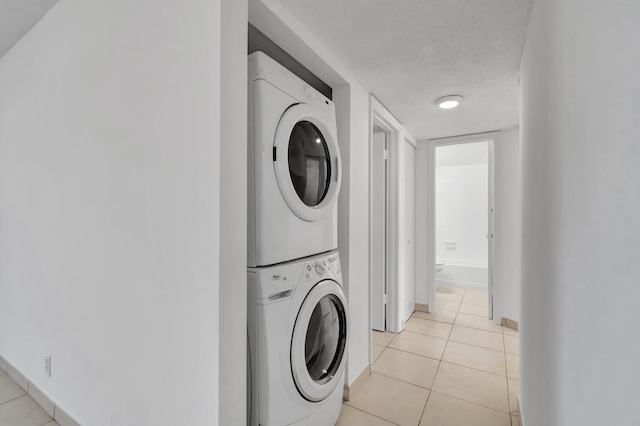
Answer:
246, 51, 349, 426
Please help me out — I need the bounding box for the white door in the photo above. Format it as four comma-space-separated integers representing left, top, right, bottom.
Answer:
371, 130, 387, 331
404, 141, 416, 321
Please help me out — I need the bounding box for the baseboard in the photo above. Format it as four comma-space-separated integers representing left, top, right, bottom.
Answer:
343, 364, 371, 401
0, 354, 8, 373
415, 303, 429, 313
0, 353, 81, 426
501, 317, 519, 331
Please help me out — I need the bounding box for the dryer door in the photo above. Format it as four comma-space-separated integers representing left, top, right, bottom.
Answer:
291, 279, 348, 402
273, 104, 341, 222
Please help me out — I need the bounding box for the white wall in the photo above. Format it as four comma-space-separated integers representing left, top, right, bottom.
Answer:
435, 143, 489, 268
218, 1, 248, 425
396, 134, 418, 326
0, 1, 243, 424
492, 126, 521, 325
334, 82, 372, 386
520, 0, 640, 424
402, 139, 417, 322
415, 141, 435, 308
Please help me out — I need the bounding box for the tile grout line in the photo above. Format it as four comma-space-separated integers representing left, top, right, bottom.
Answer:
369, 369, 436, 392
503, 330, 515, 418
421, 290, 460, 423
419, 288, 465, 424
447, 336, 507, 353
439, 291, 513, 378
382, 345, 443, 363
417, 388, 432, 426
438, 288, 512, 416
429, 389, 514, 416
437, 359, 508, 379
439, 288, 463, 357
399, 329, 449, 341
454, 321, 504, 334
346, 404, 402, 426
504, 330, 523, 426
0, 392, 29, 407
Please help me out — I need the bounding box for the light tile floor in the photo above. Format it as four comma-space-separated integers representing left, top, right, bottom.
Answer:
337, 286, 521, 426
0, 368, 58, 426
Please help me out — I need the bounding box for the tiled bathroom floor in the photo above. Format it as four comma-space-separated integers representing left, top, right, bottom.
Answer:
0, 369, 58, 426
337, 286, 521, 426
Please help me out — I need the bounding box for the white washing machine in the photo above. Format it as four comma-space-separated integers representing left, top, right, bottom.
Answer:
248, 51, 342, 267
247, 250, 348, 426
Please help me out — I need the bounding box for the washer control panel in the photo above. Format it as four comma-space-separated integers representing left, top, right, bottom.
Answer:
252, 251, 343, 303
327, 253, 341, 275
300, 252, 341, 282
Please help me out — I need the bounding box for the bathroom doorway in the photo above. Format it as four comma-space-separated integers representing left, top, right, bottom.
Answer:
431, 137, 495, 318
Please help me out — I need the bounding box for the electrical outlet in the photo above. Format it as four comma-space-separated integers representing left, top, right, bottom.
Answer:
44, 354, 51, 377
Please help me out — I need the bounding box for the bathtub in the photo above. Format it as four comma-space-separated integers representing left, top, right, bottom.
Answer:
436, 260, 488, 290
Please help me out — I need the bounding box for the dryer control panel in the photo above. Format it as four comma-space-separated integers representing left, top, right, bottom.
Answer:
302, 84, 336, 121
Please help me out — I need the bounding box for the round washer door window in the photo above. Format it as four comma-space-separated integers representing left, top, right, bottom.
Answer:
274, 104, 341, 222
291, 280, 348, 402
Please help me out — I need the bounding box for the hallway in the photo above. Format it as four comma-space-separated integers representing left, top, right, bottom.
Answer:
337, 286, 520, 426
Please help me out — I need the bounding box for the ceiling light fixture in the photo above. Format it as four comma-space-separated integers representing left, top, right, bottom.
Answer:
436, 95, 462, 109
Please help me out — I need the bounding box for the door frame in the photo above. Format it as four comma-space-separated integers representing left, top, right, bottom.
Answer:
368, 96, 402, 344
402, 137, 417, 323
426, 132, 497, 318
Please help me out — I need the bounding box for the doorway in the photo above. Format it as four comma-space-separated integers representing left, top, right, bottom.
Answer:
430, 137, 495, 318
369, 96, 416, 370
368, 96, 402, 342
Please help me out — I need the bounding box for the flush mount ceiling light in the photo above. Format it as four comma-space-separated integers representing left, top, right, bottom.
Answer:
436, 95, 463, 109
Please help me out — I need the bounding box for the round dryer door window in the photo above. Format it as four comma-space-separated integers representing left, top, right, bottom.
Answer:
288, 121, 330, 207
274, 103, 341, 222
291, 280, 348, 402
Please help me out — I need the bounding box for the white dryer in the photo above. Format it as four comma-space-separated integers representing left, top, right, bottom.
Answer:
247, 250, 348, 426
248, 51, 342, 267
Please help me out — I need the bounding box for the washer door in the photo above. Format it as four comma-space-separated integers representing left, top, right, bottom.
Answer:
274, 103, 341, 222
291, 280, 348, 402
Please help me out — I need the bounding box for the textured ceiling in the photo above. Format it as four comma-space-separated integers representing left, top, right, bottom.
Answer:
0, 0, 58, 59
278, 0, 533, 140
